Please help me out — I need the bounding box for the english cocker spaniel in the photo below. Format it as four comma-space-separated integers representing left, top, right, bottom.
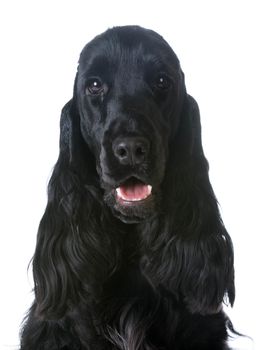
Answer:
20, 26, 235, 350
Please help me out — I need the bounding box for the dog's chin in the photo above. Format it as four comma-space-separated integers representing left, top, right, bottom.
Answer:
103, 178, 159, 224
113, 196, 156, 224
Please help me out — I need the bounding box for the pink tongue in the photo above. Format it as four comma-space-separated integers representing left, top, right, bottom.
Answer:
118, 182, 151, 201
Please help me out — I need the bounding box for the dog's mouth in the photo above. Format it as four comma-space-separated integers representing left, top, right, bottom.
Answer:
107, 176, 156, 223
115, 177, 152, 205
102, 175, 159, 224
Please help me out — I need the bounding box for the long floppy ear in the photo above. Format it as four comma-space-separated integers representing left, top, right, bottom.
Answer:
141, 94, 235, 315
32, 78, 119, 319
172, 93, 204, 158
170, 94, 235, 314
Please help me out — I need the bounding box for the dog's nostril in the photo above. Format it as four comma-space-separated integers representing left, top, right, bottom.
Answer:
136, 146, 145, 157
117, 145, 128, 159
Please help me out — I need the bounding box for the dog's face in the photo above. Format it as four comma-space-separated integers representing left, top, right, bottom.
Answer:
76, 26, 185, 223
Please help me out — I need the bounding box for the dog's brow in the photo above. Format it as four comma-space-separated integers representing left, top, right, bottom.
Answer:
80, 54, 111, 77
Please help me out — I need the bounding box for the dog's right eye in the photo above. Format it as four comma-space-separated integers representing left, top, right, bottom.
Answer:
85, 78, 105, 96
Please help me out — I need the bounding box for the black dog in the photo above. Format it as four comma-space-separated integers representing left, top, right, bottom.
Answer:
20, 26, 235, 350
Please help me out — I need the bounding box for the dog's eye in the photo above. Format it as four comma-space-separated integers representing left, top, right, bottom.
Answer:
154, 75, 171, 91
86, 78, 105, 95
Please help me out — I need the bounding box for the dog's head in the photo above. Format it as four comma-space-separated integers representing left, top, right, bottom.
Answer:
70, 26, 187, 223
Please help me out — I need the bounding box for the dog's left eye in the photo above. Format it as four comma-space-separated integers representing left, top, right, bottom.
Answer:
154, 74, 171, 91
86, 78, 107, 96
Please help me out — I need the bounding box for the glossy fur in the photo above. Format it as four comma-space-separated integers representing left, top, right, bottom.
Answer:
20, 26, 235, 350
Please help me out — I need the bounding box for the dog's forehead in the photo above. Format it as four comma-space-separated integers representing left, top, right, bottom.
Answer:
78, 26, 179, 73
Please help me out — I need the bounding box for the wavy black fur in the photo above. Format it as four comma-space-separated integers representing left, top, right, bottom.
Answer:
20, 26, 235, 350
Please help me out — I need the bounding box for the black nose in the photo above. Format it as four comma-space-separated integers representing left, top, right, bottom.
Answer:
113, 137, 150, 165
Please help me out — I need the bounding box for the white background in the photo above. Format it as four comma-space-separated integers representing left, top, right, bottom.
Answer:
0, 0, 262, 349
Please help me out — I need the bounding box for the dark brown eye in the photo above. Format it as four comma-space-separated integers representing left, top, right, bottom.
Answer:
154, 74, 171, 90
86, 78, 105, 95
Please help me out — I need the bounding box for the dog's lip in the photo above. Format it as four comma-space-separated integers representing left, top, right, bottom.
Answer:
115, 177, 152, 204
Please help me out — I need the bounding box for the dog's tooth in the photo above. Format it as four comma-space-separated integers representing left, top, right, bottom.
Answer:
116, 187, 122, 198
